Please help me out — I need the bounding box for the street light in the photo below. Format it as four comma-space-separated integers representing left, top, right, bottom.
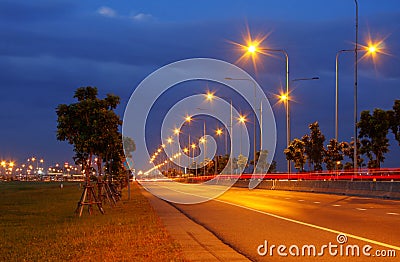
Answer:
191, 143, 197, 176
214, 128, 224, 174
215, 127, 226, 155
354, 0, 359, 171
277, 77, 319, 175
224, 77, 258, 173
185, 115, 192, 174
237, 114, 247, 155
205, 93, 233, 175
335, 45, 378, 144
242, 42, 290, 173
173, 128, 181, 175
336, 49, 353, 143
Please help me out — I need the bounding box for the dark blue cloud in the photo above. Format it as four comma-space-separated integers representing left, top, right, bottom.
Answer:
0, 0, 75, 23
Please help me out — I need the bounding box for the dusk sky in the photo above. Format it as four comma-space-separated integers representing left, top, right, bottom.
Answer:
1, 0, 400, 171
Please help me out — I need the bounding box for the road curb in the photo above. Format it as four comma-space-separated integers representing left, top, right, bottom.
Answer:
138, 184, 250, 261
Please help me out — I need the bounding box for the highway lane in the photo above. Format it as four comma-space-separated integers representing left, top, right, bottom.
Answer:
166, 186, 400, 261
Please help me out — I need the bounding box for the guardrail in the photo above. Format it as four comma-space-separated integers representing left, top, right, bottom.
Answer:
181, 168, 400, 182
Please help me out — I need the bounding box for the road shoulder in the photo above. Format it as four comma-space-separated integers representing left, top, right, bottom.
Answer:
139, 184, 250, 261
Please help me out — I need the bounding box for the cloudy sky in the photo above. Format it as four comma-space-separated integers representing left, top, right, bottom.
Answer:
1, 0, 400, 171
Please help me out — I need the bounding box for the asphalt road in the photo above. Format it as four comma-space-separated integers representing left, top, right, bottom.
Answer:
166, 186, 400, 261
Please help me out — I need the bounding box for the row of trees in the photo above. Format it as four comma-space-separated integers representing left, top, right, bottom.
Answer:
285, 100, 400, 172
163, 151, 277, 177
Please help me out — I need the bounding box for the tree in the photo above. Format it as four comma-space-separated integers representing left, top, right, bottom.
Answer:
237, 154, 248, 172
267, 160, 277, 173
123, 136, 136, 158
215, 154, 229, 174
389, 100, 400, 145
358, 109, 391, 168
308, 122, 325, 171
301, 134, 312, 171
284, 138, 307, 172
251, 150, 269, 173
323, 139, 344, 171
341, 140, 364, 169
56, 86, 124, 183
94, 94, 122, 177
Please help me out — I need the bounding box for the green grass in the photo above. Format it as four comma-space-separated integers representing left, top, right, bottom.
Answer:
0, 181, 185, 261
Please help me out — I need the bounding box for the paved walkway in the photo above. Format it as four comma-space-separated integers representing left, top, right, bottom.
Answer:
139, 186, 250, 261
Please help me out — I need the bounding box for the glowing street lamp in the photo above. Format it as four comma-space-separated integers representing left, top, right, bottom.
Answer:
238, 114, 246, 124
225, 77, 258, 173
185, 115, 192, 123
214, 128, 225, 174
173, 128, 181, 173
238, 38, 290, 173
205, 93, 233, 175
205, 91, 215, 102
335, 41, 382, 146
279, 93, 288, 103
237, 114, 247, 155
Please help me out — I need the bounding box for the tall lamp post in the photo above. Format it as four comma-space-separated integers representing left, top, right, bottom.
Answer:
173, 128, 181, 175
354, 0, 359, 171
215, 128, 223, 174
245, 46, 290, 173
336, 45, 378, 145
281, 77, 319, 177
237, 114, 247, 155
204, 93, 233, 175
224, 77, 258, 173
336, 49, 353, 142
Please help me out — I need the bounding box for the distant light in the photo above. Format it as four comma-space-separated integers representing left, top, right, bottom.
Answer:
215, 128, 223, 136
248, 45, 256, 53
368, 45, 377, 54
238, 115, 247, 124
279, 94, 288, 102
205, 91, 215, 101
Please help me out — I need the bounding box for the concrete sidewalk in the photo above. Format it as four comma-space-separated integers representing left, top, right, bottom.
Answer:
139, 186, 249, 261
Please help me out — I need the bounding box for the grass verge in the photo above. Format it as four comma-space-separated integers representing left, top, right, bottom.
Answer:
0, 181, 185, 261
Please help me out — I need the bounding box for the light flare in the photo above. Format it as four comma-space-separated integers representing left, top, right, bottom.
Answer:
228, 24, 274, 73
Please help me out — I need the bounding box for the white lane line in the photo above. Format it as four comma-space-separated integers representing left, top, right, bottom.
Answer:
147, 183, 400, 252
356, 208, 367, 211
298, 199, 305, 202
332, 204, 341, 207
313, 201, 320, 204
215, 198, 400, 252
387, 212, 399, 216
